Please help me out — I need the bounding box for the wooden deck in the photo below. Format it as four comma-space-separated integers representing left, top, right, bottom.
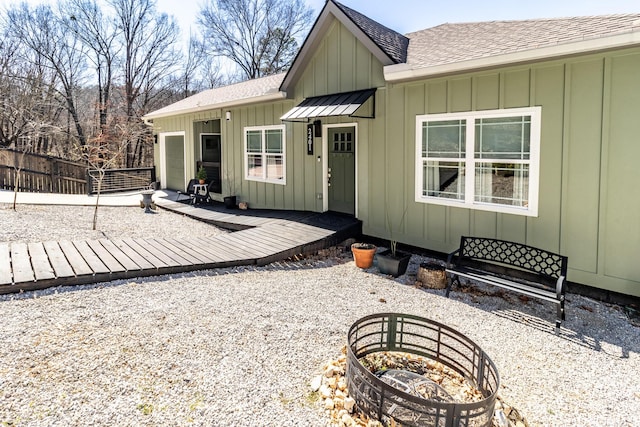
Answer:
0, 192, 361, 294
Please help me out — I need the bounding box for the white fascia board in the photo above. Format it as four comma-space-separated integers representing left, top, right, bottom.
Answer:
385, 32, 640, 82
143, 92, 287, 121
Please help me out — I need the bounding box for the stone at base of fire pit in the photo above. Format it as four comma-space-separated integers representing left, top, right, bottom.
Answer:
310, 347, 385, 427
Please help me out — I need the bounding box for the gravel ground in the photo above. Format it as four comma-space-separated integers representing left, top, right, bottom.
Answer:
0, 204, 228, 242
1, 204, 639, 426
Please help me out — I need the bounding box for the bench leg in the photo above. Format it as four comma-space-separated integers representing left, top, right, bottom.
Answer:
445, 273, 459, 298
555, 299, 565, 334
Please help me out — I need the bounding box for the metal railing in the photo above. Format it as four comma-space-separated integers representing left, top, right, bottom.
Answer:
87, 167, 156, 194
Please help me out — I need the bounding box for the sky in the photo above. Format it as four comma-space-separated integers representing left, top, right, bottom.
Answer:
1, 0, 639, 43
153, 0, 640, 38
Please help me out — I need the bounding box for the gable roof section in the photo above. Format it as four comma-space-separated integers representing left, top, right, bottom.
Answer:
144, 73, 286, 120
145, 8, 640, 121
279, 0, 408, 93
386, 14, 640, 82
332, 1, 408, 64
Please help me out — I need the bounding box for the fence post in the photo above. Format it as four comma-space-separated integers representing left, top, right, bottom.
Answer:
50, 157, 56, 193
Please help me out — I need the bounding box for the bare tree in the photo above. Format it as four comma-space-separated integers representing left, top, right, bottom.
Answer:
108, 0, 181, 167
83, 126, 128, 230
197, 0, 313, 80
61, 0, 118, 134
178, 33, 207, 97
0, 22, 66, 154
4, 3, 89, 147
8, 143, 32, 211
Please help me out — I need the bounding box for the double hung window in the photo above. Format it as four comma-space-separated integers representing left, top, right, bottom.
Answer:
244, 125, 286, 184
415, 107, 541, 216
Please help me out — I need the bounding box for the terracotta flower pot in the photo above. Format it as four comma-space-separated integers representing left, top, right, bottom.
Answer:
351, 243, 376, 269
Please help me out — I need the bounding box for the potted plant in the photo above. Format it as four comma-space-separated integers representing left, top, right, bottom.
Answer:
376, 240, 412, 277
376, 207, 412, 277
196, 166, 207, 184
351, 242, 376, 269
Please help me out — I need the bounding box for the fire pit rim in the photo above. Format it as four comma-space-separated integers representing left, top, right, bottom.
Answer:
346, 312, 500, 425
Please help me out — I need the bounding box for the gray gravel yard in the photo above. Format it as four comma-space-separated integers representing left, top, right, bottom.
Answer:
1, 204, 639, 426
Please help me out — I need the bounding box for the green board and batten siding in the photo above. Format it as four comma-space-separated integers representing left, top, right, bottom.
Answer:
152, 11, 640, 298
371, 47, 640, 297
291, 18, 387, 227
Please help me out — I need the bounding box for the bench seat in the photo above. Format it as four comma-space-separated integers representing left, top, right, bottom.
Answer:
445, 236, 568, 331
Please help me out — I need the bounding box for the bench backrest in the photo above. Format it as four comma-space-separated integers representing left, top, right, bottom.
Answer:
458, 236, 568, 280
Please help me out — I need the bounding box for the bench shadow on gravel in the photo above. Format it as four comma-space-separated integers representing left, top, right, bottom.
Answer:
380, 257, 640, 360
440, 282, 639, 359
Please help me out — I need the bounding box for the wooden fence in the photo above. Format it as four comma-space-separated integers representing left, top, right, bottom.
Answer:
0, 149, 88, 194
0, 149, 157, 195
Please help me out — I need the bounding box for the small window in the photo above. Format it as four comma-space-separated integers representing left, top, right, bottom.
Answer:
415, 107, 541, 216
244, 125, 286, 184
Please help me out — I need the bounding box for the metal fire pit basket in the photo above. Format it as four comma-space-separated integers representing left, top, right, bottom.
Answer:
346, 313, 500, 427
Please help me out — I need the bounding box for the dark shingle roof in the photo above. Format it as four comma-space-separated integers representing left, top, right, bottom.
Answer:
405, 14, 640, 68
147, 9, 640, 118
333, 0, 409, 64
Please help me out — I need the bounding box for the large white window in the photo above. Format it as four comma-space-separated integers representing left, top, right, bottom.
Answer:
244, 125, 286, 184
415, 107, 541, 216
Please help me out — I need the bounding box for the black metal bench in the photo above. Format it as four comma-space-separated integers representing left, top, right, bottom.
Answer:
445, 236, 568, 330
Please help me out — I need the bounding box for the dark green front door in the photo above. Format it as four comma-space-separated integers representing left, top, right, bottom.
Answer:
328, 127, 356, 215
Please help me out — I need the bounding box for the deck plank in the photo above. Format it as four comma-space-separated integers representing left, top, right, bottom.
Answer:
72, 241, 110, 275
205, 235, 260, 259
220, 233, 276, 257
165, 239, 219, 264
0, 243, 13, 285
227, 229, 280, 253
111, 239, 156, 270
99, 239, 141, 271
85, 240, 125, 273
58, 240, 94, 276
43, 241, 75, 278
234, 228, 297, 251
194, 237, 252, 261
155, 239, 204, 264
10, 242, 35, 283
120, 238, 169, 269
189, 237, 242, 261
139, 239, 185, 267
28, 242, 56, 281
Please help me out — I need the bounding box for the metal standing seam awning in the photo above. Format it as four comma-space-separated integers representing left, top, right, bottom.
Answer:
280, 88, 376, 121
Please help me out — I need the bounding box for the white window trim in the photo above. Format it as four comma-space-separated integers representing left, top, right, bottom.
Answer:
244, 124, 286, 185
415, 107, 541, 217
